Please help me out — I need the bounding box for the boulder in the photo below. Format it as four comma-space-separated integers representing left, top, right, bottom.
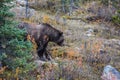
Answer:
101, 65, 120, 80
10, 6, 35, 18
16, 0, 56, 10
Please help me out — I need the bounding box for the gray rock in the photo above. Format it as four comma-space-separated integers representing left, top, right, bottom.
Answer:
101, 65, 120, 80
16, 0, 26, 6
16, 0, 56, 10
10, 6, 35, 18
85, 28, 95, 37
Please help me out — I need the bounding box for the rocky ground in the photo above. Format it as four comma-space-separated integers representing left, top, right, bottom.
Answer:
11, 1, 120, 79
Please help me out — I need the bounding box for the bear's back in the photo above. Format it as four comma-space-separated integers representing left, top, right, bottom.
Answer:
27, 24, 45, 40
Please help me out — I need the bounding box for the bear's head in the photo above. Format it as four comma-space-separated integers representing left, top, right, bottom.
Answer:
41, 23, 64, 46
54, 31, 64, 46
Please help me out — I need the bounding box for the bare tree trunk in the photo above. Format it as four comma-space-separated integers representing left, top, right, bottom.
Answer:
25, 0, 29, 18
61, 0, 66, 13
69, 0, 74, 16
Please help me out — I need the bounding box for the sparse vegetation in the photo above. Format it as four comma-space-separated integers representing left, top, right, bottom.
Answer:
0, 0, 120, 80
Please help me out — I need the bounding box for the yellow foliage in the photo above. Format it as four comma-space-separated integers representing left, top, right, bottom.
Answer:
27, 35, 38, 51
27, 34, 31, 41
42, 15, 57, 25
22, 18, 32, 24
21, 16, 37, 24
51, 47, 59, 58
62, 15, 71, 19
14, 67, 21, 80
42, 15, 50, 23
66, 50, 75, 58
65, 48, 79, 59
50, 46, 65, 58
31, 38, 38, 51
36, 74, 41, 80
0, 66, 6, 74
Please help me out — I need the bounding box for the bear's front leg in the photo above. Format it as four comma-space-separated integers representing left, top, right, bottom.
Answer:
37, 46, 53, 61
37, 35, 51, 61
37, 40, 50, 61
37, 46, 48, 61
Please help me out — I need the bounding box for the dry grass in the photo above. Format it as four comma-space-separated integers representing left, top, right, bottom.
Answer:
9, 2, 120, 79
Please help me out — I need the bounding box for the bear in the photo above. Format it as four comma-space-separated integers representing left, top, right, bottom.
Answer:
18, 22, 64, 61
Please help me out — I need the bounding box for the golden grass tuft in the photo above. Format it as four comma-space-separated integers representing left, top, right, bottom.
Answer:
0, 66, 7, 74
27, 34, 38, 51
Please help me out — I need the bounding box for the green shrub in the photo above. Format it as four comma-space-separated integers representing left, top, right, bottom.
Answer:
0, 0, 35, 79
112, 10, 120, 26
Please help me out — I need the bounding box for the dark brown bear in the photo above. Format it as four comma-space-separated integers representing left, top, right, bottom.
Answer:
18, 22, 64, 61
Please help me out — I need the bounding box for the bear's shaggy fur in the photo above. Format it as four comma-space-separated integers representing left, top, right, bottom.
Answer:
18, 22, 64, 61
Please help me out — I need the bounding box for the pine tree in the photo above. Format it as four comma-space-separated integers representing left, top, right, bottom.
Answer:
0, 0, 35, 79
